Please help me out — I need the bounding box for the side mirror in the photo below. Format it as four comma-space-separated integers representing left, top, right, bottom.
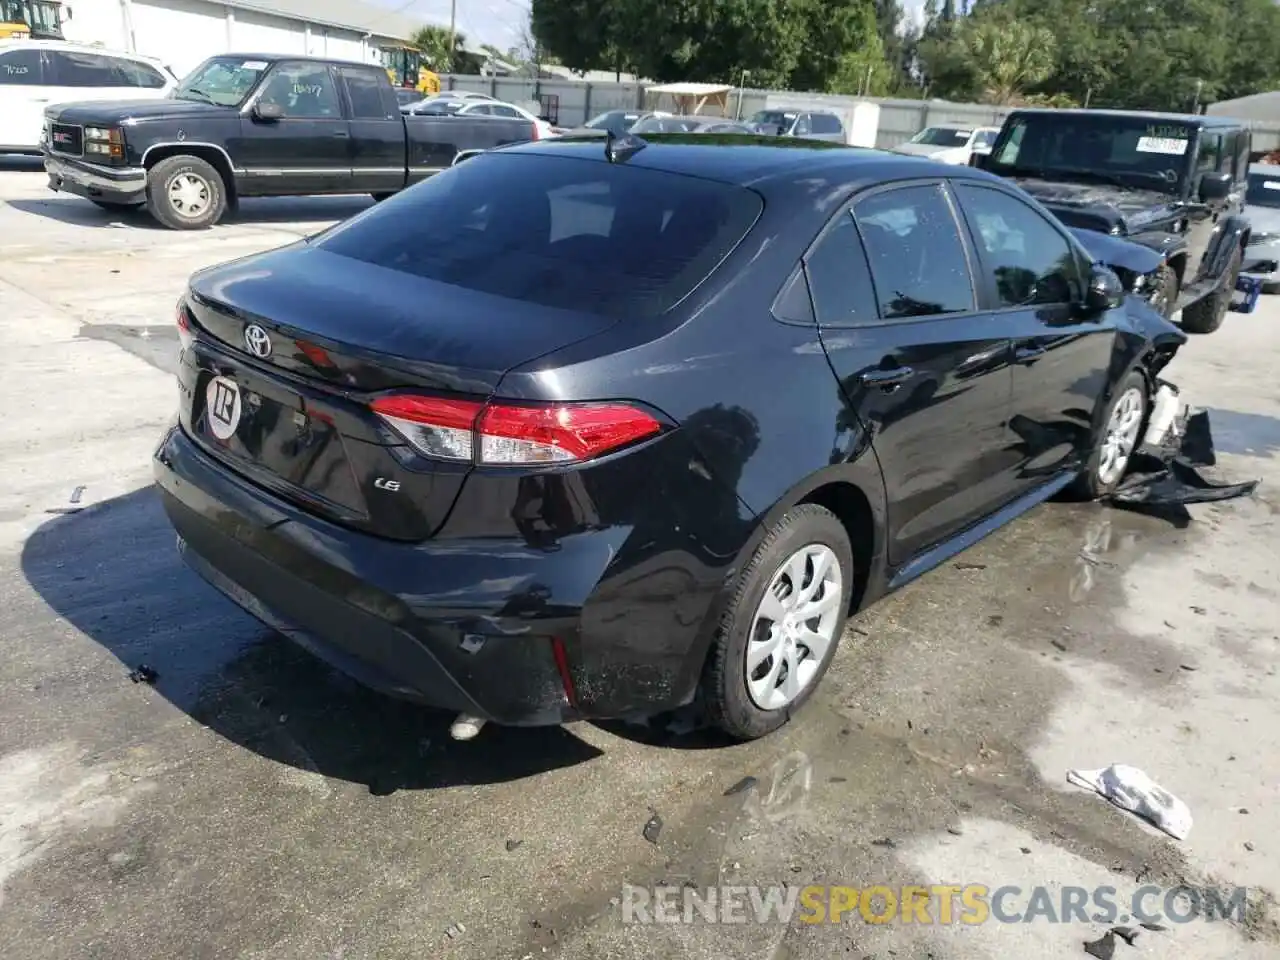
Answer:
1198, 171, 1231, 202
969, 152, 990, 170
252, 101, 284, 122
1084, 264, 1125, 312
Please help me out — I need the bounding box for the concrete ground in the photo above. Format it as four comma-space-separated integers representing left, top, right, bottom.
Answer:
1, 156, 1278, 960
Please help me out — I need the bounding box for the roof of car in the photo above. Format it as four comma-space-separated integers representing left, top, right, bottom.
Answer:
0, 39, 165, 63
1005, 107, 1241, 128
202, 52, 375, 69
492, 135, 1002, 190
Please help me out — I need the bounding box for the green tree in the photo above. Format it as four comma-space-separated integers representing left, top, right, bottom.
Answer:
411, 25, 481, 73
530, 0, 633, 77
958, 15, 1055, 103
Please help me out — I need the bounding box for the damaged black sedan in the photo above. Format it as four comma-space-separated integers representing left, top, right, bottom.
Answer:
155, 136, 1219, 743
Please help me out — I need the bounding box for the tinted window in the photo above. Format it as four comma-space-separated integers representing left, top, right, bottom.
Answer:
1234, 131, 1251, 181
110, 57, 167, 88
811, 114, 842, 134
315, 153, 762, 319
854, 184, 974, 319
0, 49, 41, 85
954, 185, 1080, 307
794, 116, 811, 135
258, 62, 340, 118
491, 105, 522, 118
804, 213, 875, 326
49, 51, 118, 87
342, 67, 395, 119
1196, 132, 1222, 173
913, 127, 971, 147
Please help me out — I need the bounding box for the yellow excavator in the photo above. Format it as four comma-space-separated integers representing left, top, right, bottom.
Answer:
0, 0, 64, 39
379, 42, 441, 96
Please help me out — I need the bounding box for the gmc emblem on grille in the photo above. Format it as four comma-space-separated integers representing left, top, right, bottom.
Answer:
53, 132, 71, 143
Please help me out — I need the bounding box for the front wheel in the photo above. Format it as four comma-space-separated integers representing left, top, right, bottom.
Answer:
1180, 244, 1241, 334
1075, 370, 1149, 499
145, 155, 227, 230
703, 504, 854, 741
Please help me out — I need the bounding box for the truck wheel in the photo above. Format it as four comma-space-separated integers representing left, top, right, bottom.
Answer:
145, 155, 226, 230
702, 504, 853, 741
1146, 264, 1179, 318
1180, 244, 1242, 334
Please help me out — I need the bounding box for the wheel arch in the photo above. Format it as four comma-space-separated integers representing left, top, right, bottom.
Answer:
142, 143, 237, 202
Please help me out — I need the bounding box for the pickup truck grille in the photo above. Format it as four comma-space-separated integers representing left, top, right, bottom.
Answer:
48, 123, 83, 157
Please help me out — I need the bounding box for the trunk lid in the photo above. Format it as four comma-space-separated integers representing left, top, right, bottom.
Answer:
182, 244, 618, 540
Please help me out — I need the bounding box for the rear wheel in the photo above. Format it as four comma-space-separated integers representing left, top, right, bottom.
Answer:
145, 155, 226, 230
1181, 244, 1241, 334
703, 504, 854, 741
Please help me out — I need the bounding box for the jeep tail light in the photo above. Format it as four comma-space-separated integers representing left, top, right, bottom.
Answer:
369, 395, 663, 465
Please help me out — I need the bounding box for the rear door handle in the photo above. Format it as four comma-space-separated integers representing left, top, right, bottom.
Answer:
332, 130, 350, 138
859, 366, 915, 391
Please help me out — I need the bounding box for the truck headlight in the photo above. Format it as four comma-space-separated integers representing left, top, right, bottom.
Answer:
83, 127, 125, 161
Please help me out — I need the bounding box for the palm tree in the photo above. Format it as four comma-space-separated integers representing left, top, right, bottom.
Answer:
959, 16, 1056, 104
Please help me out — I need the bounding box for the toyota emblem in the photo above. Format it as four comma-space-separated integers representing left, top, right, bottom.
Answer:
243, 324, 272, 358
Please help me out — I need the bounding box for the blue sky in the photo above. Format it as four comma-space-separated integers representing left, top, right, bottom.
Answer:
372, 0, 929, 57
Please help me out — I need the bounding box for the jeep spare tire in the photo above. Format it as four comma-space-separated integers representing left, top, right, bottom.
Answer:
146, 155, 227, 230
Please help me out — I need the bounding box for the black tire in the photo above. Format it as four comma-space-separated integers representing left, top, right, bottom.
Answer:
1180, 243, 1242, 334
371, 192, 396, 203
1263, 280, 1280, 295
703, 503, 854, 741
91, 199, 142, 211
1146, 263, 1179, 318
1074, 369, 1149, 500
145, 155, 226, 230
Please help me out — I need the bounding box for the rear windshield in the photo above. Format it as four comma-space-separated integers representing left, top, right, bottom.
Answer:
315, 152, 763, 319
912, 127, 971, 147
1247, 171, 1280, 209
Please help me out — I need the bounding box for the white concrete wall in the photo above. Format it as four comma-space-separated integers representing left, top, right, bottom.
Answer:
60, 0, 382, 79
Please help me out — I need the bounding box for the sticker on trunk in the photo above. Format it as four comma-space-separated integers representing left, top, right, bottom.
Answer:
1136, 136, 1189, 155
206, 376, 242, 440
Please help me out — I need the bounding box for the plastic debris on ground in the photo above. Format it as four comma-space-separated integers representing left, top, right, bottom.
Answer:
1066, 763, 1192, 840
1104, 387, 1259, 514
128, 664, 158, 684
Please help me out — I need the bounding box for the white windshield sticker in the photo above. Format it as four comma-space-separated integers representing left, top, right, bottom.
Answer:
1136, 136, 1189, 155
1265, 181, 1280, 191
241, 60, 268, 70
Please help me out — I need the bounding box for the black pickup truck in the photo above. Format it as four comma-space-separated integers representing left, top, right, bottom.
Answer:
975, 109, 1251, 333
40, 54, 537, 230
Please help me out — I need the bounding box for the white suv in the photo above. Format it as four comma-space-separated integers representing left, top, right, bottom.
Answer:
0, 40, 177, 155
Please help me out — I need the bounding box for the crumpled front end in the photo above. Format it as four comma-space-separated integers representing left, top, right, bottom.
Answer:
1106, 384, 1260, 510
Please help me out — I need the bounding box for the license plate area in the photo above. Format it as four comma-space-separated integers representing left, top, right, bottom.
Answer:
192, 360, 369, 519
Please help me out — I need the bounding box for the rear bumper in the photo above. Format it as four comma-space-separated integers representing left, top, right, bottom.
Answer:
44, 152, 147, 205
153, 425, 716, 725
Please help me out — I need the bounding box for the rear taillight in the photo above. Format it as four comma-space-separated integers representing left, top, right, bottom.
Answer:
369, 395, 662, 465
176, 300, 194, 350
530, 122, 541, 141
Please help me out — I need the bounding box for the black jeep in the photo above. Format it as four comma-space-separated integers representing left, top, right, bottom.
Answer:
976, 109, 1251, 333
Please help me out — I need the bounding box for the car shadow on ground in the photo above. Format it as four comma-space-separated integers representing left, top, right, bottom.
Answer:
20, 485, 604, 794
4, 193, 375, 230
1205, 406, 1280, 459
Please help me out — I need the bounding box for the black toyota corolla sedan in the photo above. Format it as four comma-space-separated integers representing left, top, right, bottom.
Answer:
154, 134, 1184, 741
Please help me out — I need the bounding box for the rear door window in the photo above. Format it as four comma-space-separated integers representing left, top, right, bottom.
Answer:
48, 51, 119, 87
315, 152, 763, 318
341, 66, 396, 120
853, 183, 975, 319
812, 114, 843, 134
803, 212, 876, 326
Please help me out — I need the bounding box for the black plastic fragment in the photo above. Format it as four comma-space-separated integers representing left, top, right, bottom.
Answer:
723, 776, 758, 797
1083, 930, 1117, 959
128, 664, 158, 684
1112, 926, 1139, 945
643, 812, 663, 844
